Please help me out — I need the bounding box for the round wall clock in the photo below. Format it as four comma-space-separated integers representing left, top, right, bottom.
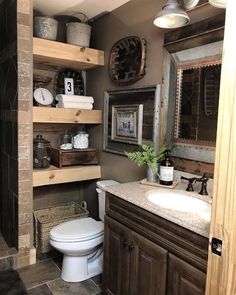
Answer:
55, 69, 84, 96
109, 36, 146, 86
33, 88, 54, 106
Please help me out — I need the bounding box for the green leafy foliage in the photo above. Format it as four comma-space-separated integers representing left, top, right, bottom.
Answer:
125, 144, 167, 174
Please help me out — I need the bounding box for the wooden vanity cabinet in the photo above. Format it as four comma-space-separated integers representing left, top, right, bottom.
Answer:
103, 216, 131, 295
104, 215, 167, 295
103, 193, 209, 295
167, 254, 206, 295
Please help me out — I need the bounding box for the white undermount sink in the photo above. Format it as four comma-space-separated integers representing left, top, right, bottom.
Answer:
147, 190, 211, 220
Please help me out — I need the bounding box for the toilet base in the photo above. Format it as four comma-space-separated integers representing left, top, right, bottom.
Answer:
61, 251, 103, 282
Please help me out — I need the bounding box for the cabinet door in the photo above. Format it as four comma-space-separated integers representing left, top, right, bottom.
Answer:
130, 231, 168, 295
167, 254, 206, 295
103, 216, 131, 295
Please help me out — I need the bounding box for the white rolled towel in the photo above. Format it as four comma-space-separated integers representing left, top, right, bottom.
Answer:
56, 94, 94, 104
56, 101, 93, 109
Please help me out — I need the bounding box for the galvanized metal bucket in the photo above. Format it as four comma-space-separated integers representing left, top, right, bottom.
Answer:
66, 22, 91, 47
34, 16, 58, 41
147, 166, 158, 183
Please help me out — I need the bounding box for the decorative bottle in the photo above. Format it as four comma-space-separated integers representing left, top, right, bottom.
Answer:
159, 151, 174, 186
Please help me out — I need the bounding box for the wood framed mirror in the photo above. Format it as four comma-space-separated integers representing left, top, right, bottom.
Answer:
161, 14, 225, 164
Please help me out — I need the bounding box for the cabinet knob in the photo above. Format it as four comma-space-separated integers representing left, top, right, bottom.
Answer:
128, 243, 134, 251
122, 239, 129, 247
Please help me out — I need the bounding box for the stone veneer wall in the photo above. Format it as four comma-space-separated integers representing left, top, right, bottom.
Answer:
16, 0, 34, 268
0, 0, 34, 268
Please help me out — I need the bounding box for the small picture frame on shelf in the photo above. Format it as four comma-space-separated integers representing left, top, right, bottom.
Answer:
64, 77, 74, 95
111, 104, 143, 145
55, 69, 84, 96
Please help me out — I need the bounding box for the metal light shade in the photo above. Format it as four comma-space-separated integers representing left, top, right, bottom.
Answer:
209, 0, 227, 8
153, 0, 190, 29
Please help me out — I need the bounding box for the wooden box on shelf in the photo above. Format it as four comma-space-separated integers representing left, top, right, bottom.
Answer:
50, 148, 98, 168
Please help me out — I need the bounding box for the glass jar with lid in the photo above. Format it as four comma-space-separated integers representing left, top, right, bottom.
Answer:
59, 132, 73, 150
73, 131, 89, 149
33, 135, 51, 168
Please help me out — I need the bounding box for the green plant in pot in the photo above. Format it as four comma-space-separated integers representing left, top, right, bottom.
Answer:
125, 144, 167, 182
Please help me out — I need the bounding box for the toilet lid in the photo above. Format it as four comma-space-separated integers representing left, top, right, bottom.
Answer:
50, 217, 104, 242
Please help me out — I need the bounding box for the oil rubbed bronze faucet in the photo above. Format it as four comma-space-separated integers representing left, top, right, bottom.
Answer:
196, 174, 209, 195
181, 176, 197, 192
181, 174, 209, 195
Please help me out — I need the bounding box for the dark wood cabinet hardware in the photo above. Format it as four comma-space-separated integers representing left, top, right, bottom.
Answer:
122, 239, 129, 247
128, 243, 134, 251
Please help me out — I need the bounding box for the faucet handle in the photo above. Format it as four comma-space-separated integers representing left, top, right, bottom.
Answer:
181, 176, 196, 192
196, 174, 209, 195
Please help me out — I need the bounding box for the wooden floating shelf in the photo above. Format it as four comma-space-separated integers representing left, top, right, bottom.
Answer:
33, 165, 101, 187
33, 37, 104, 70
33, 107, 102, 124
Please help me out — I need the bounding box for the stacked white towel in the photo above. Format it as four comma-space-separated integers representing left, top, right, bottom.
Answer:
56, 95, 94, 109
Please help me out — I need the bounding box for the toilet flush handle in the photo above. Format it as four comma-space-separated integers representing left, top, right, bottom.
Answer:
96, 188, 102, 194
81, 201, 87, 210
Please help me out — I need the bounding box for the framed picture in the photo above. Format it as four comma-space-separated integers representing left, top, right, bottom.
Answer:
64, 77, 74, 95
111, 104, 143, 144
103, 86, 161, 155
55, 69, 84, 96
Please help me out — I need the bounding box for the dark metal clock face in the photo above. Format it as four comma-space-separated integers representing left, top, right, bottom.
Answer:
55, 69, 85, 96
109, 36, 146, 86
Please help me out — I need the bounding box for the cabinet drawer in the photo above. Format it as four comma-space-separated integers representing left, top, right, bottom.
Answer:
106, 193, 208, 272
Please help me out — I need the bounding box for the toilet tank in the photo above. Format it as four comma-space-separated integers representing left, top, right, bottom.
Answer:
96, 180, 120, 222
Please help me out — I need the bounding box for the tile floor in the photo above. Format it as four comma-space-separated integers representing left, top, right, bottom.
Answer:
17, 251, 103, 295
0, 236, 102, 294
0, 234, 17, 271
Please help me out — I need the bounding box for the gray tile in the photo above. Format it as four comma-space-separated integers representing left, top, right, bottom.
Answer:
36, 250, 60, 263
52, 255, 63, 270
18, 259, 60, 289
0, 256, 14, 271
83, 280, 102, 294
27, 284, 53, 295
91, 275, 102, 289
48, 278, 101, 295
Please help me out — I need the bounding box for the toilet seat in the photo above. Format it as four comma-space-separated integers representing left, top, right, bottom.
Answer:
50, 217, 104, 243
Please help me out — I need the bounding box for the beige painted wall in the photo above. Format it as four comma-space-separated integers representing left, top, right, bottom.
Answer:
87, 0, 165, 183
87, 0, 221, 183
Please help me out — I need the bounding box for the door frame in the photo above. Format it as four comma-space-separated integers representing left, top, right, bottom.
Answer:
206, 0, 236, 293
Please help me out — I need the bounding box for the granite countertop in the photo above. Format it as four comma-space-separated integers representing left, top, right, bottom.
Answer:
105, 178, 212, 238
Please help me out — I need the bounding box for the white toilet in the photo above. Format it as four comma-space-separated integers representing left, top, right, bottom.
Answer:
49, 180, 119, 282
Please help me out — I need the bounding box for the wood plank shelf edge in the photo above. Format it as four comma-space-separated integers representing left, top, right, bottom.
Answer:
33, 165, 101, 187
33, 37, 104, 70
33, 107, 102, 124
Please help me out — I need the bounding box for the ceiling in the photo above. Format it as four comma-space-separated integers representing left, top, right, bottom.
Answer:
33, 0, 131, 20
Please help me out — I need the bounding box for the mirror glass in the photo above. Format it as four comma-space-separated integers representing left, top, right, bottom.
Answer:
175, 62, 221, 145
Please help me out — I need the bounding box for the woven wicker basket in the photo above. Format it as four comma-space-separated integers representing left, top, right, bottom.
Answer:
34, 202, 89, 253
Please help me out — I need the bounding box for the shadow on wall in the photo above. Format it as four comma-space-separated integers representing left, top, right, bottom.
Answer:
0, 0, 18, 248
83, 180, 99, 220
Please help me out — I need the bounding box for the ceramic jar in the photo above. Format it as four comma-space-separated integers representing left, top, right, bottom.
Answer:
73, 131, 89, 149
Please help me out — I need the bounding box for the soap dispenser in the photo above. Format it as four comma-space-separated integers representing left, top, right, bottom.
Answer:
159, 150, 174, 186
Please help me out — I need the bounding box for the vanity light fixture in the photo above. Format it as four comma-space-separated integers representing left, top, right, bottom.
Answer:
154, 0, 226, 29
153, 0, 190, 29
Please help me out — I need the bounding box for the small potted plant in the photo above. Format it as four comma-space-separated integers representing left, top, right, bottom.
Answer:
125, 144, 167, 182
